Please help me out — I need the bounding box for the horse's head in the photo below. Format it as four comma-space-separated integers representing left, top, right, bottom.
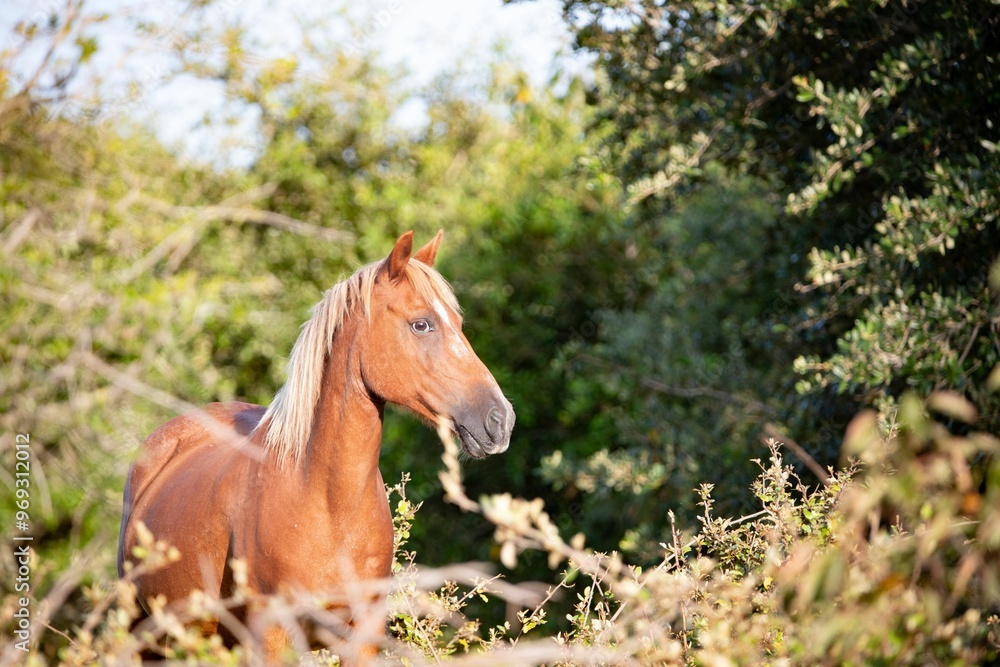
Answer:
360, 231, 514, 458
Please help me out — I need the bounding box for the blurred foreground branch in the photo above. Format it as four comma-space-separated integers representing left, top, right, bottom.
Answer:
141, 195, 354, 242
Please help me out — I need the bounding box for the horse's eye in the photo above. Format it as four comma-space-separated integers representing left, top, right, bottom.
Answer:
410, 319, 434, 335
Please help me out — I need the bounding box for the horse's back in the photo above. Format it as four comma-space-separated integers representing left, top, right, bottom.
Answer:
125, 402, 263, 503
118, 402, 265, 595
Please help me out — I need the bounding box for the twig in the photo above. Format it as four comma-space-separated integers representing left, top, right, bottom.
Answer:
142, 195, 354, 242
42, 622, 76, 647
118, 215, 207, 283
436, 420, 480, 513
435, 422, 633, 626
197, 205, 354, 241
119, 192, 353, 281
2, 208, 42, 255
16, 0, 79, 97
626, 120, 725, 205
74, 350, 264, 462
956, 323, 981, 369
578, 353, 773, 415
762, 423, 830, 485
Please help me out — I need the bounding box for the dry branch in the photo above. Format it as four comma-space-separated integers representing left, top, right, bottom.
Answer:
141, 195, 354, 242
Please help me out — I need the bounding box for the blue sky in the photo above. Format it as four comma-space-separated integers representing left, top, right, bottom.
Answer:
3, 0, 582, 166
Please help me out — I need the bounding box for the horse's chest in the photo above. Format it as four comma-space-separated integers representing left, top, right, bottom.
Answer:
244, 498, 394, 592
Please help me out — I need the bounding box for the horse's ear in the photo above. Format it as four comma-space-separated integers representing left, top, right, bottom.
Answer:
413, 229, 444, 267
384, 231, 414, 282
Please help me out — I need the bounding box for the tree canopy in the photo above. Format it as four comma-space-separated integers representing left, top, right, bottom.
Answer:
535, 0, 1000, 533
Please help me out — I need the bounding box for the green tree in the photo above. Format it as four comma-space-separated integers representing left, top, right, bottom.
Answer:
532, 0, 999, 551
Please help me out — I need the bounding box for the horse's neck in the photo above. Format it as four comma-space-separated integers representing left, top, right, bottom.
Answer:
303, 326, 385, 497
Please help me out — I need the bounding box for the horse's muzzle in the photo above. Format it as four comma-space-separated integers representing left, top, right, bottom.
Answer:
454, 397, 514, 458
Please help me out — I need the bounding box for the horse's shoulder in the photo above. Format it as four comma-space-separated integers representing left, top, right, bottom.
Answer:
119, 402, 264, 575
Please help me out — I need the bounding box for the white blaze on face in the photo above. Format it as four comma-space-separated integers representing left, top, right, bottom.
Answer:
433, 298, 471, 360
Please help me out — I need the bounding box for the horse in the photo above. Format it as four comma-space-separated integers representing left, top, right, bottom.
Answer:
117, 230, 514, 663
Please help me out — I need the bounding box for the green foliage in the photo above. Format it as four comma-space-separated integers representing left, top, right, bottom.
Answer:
545, 168, 787, 542
3, 2, 1000, 665
542, 0, 1000, 552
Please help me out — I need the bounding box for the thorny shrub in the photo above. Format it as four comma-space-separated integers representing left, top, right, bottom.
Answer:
2, 388, 999, 665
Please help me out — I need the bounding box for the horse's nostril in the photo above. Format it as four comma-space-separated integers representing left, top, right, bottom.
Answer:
485, 407, 505, 440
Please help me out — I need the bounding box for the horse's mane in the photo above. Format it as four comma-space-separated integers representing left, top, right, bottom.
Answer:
253, 258, 460, 469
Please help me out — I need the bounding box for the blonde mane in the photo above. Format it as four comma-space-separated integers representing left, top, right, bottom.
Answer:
253, 258, 460, 469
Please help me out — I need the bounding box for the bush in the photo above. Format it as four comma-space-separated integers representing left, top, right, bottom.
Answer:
5, 385, 998, 665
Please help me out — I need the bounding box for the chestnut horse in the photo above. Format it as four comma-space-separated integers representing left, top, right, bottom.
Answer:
117, 231, 514, 662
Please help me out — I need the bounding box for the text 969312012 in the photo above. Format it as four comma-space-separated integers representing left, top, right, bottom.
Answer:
12, 433, 33, 652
